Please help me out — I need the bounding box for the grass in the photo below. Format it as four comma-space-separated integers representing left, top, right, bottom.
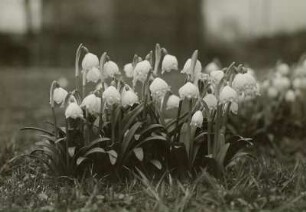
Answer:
0, 68, 306, 211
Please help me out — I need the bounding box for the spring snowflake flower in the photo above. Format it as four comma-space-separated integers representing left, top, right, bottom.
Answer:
81, 94, 101, 115
204, 61, 219, 74
181, 59, 202, 76
166, 94, 180, 110
102, 86, 121, 106
267, 87, 278, 98
210, 70, 224, 86
190, 110, 203, 128
203, 94, 217, 110
219, 85, 238, 104
124, 63, 134, 78
133, 60, 152, 86
161, 54, 178, 74
53, 87, 68, 105
285, 90, 296, 102
57, 77, 68, 88
149, 78, 170, 100
82, 53, 99, 70
65, 102, 83, 119
230, 102, 238, 114
232, 72, 257, 97
103, 61, 120, 78
121, 88, 139, 107
272, 76, 290, 91
277, 63, 290, 76
86, 67, 101, 83
178, 82, 199, 100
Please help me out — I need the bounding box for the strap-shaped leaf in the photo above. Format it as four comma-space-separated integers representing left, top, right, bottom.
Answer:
121, 122, 142, 155
139, 124, 165, 139
20, 127, 54, 136
133, 147, 144, 161
107, 150, 118, 165
84, 147, 106, 157
135, 135, 168, 148
76, 157, 88, 166
150, 159, 162, 170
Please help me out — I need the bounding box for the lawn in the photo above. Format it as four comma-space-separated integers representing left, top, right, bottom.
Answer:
0, 67, 306, 211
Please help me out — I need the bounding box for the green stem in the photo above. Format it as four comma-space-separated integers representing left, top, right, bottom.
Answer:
207, 118, 212, 155
51, 107, 58, 138
187, 99, 193, 163
175, 100, 183, 142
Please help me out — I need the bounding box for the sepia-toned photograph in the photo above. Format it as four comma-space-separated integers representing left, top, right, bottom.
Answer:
1, 0, 306, 211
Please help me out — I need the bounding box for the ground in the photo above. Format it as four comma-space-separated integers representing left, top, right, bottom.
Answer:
0, 69, 306, 211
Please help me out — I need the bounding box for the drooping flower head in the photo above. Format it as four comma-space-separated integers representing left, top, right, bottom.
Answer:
82, 53, 99, 71
124, 63, 134, 78
161, 54, 178, 74
103, 61, 120, 78
166, 94, 180, 110
65, 101, 83, 119
86, 67, 101, 83
190, 110, 203, 128
133, 60, 152, 86
285, 90, 296, 102
272, 75, 290, 91
210, 70, 224, 86
53, 87, 68, 105
276, 63, 290, 76
81, 94, 101, 115
267, 86, 278, 98
230, 102, 238, 114
178, 82, 199, 100
102, 86, 121, 106
232, 72, 257, 97
181, 59, 202, 76
204, 61, 219, 74
219, 85, 238, 104
121, 87, 139, 107
203, 94, 217, 110
149, 77, 170, 100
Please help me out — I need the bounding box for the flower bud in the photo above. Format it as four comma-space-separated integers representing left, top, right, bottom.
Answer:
190, 110, 203, 128
103, 61, 120, 78
210, 70, 224, 86
162, 54, 178, 74
204, 61, 219, 74
219, 85, 238, 103
65, 102, 83, 119
121, 88, 139, 107
149, 78, 170, 100
178, 82, 199, 100
285, 90, 296, 102
181, 59, 202, 75
267, 87, 278, 98
81, 94, 101, 115
166, 94, 180, 110
102, 86, 121, 106
86, 67, 101, 83
124, 63, 134, 78
203, 94, 217, 110
133, 60, 152, 85
53, 87, 68, 105
277, 63, 290, 76
82, 53, 99, 70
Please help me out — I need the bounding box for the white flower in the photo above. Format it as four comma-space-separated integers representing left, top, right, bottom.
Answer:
81, 94, 101, 115
58, 77, 68, 88
267, 87, 278, 98
181, 59, 202, 76
219, 85, 238, 103
190, 110, 203, 128
133, 60, 152, 86
124, 63, 134, 78
293, 78, 301, 89
230, 102, 238, 114
203, 94, 217, 110
261, 80, 270, 90
272, 76, 290, 91
86, 67, 101, 83
162, 54, 178, 74
103, 61, 120, 78
53, 87, 68, 105
166, 95, 180, 110
82, 53, 99, 70
178, 82, 199, 100
232, 72, 257, 97
65, 102, 83, 119
102, 86, 121, 106
210, 70, 224, 86
277, 63, 290, 76
121, 89, 139, 107
149, 78, 170, 100
285, 90, 296, 102
204, 61, 219, 74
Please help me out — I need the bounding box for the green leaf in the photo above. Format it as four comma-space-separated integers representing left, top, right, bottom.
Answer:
133, 147, 144, 161
136, 135, 168, 148
121, 122, 142, 155
150, 160, 162, 170
20, 127, 54, 136
84, 147, 106, 157
76, 157, 88, 166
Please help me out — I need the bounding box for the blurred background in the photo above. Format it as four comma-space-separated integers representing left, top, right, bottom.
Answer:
1, 0, 306, 144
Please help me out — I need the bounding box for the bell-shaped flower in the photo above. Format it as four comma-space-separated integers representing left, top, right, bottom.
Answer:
65, 102, 83, 119
272, 76, 290, 91
124, 63, 134, 78
133, 60, 152, 86
232, 72, 257, 97
285, 90, 296, 102
267, 87, 278, 98
86, 67, 101, 83
53, 87, 68, 105
190, 110, 203, 128
103, 61, 120, 78
204, 61, 219, 74
162, 54, 178, 74
277, 63, 290, 76
82, 53, 99, 70
166, 94, 180, 110
203, 94, 217, 110
102, 86, 121, 106
57, 77, 68, 88
230, 102, 238, 114
81, 94, 101, 115
181, 59, 202, 76
149, 77, 170, 100
219, 85, 238, 104
178, 82, 199, 100
210, 70, 224, 86
121, 88, 139, 107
